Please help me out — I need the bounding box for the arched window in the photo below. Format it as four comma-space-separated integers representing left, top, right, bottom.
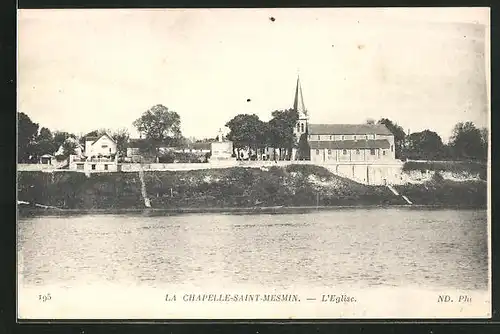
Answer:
301, 123, 304, 132
297, 124, 300, 132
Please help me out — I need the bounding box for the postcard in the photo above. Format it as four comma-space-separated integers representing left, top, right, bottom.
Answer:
17, 7, 491, 319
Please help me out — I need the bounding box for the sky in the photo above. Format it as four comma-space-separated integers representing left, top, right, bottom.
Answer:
18, 8, 490, 142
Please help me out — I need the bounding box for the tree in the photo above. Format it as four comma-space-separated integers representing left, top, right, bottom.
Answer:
480, 127, 488, 159
268, 109, 299, 160
61, 139, 77, 157
377, 118, 406, 159
18, 112, 39, 162
133, 104, 182, 159
297, 133, 310, 160
450, 121, 485, 160
405, 130, 444, 160
35, 127, 58, 158
226, 114, 267, 159
112, 128, 130, 157
37, 127, 53, 142
53, 131, 76, 149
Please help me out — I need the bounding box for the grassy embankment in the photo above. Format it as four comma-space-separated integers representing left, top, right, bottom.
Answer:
17, 164, 487, 211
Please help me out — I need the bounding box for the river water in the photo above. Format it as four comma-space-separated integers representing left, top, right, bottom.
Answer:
17, 208, 488, 291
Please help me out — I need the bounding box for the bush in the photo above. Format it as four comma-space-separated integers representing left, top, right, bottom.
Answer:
158, 152, 175, 163
431, 171, 444, 183
285, 164, 333, 179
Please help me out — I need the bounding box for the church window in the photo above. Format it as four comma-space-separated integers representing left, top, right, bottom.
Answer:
327, 149, 331, 155
342, 149, 347, 155
301, 123, 304, 132
317, 135, 320, 140
316, 149, 320, 155
341, 135, 345, 140
356, 149, 360, 154
297, 124, 300, 132
354, 135, 357, 140
330, 135, 333, 140
370, 149, 376, 155
383, 150, 386, 156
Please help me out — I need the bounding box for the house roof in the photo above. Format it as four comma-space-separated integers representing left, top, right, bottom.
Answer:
309, 139, 391, 150
86, 133, 116, 145
308, 124, 393, 135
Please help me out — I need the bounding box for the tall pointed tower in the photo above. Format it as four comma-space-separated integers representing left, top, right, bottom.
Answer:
292, 75, 310, 161
293, 75, 309, 140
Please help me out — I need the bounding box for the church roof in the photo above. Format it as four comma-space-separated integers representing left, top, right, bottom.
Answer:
309, 139, 391, 150
293, 76, 308, 119
309, 123, 393, 136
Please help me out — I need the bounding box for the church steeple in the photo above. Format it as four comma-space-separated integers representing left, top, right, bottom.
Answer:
292, 74, 309, 141
293, 75, 308, 119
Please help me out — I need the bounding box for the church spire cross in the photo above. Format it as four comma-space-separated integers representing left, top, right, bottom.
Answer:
293, 75, 308, 118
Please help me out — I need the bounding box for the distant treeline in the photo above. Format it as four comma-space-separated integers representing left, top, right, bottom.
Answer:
18, 105, 488, 163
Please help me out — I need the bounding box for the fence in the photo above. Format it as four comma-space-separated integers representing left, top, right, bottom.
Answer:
17, 164, 55, 171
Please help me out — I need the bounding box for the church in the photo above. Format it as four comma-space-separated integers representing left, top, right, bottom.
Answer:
291, 76, 397, 163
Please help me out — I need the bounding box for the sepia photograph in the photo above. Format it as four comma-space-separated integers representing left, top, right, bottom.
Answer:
17, 7, 490, 319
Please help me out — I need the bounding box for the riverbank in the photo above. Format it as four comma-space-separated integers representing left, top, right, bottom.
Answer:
17, 164, 487, 211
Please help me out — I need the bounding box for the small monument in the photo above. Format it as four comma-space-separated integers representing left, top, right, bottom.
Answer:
210, 128, 234, 161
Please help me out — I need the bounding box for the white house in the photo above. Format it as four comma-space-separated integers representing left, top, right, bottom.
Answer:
85, 133, 117, 157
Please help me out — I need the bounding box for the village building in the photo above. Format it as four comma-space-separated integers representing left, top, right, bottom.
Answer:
54, 137, 84, 157
84, 133, 117, 158
39, 154, 55, 165
69, 133, 118, 172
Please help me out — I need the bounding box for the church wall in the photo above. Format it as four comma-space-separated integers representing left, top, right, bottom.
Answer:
338, 150, 351, 162
310, 147, 399, 163
376, 134, 396, 159
311, 148, 324, 163
350, 149, 364, 162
